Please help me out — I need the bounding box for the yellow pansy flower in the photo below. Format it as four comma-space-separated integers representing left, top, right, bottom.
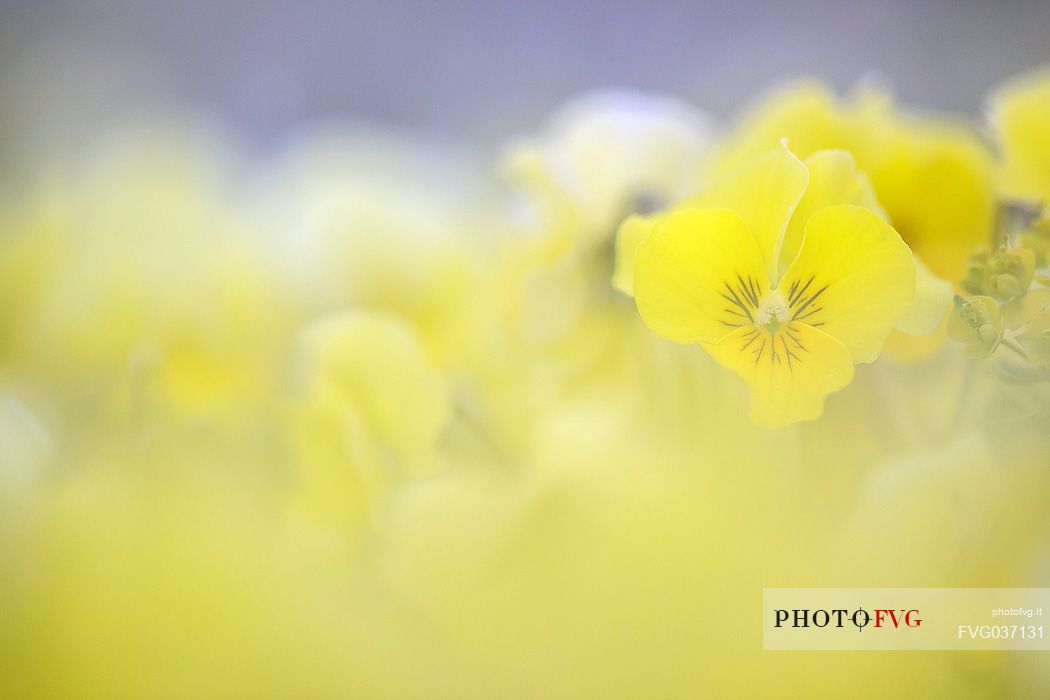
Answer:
988, 66, 1050, 203
623, 146, 916, 426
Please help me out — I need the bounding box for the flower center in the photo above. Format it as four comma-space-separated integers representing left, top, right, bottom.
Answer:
756, 291, 791, 332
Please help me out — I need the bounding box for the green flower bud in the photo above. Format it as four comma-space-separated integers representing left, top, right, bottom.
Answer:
987, 273, 1022, 300
948, 295, 1004, 359
961, 247, 1035, 302
961, 248, 991, 296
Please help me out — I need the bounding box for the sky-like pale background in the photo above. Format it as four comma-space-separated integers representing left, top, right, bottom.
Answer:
2, 0, 1050, 158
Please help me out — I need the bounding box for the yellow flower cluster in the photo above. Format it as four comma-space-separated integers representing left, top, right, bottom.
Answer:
0, 72, 1049, 699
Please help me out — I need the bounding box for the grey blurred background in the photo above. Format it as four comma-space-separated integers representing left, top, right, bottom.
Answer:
2, 0, 1049, 159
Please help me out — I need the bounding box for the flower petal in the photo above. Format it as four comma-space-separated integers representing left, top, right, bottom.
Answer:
296, 311, 448, 459
684, 143, 808, 282
988, 67, 1050, 203
611, 213, 654, 296
778, 205, 916, 363
633, 208, 768, 345
778, 150, 884, 279
893, 255, 953, 336
706, 322, 854, 427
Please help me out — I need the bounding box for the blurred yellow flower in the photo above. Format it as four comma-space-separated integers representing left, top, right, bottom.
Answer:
288, 310, 448, 542
255, 128, 492, 368
503, 90, 714, 248
988, 66, 1050, 203
471, 93, 718, 451
626, 145, 916, 426
0, 125, 293, 427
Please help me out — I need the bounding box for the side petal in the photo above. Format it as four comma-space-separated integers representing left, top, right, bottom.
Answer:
633, 208, 768, 345
706, 323, 854, 427
611, 213, 654, 296
778, 205, 916, 363
778, 149, 884, 279
684, 143, 808, 282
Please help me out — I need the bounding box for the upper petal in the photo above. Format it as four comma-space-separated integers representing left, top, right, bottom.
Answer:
778, 205, 916, 363
684, 143, 809, 282
633, 208, 768, 345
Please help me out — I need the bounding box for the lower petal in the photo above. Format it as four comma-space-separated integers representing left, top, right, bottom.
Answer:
705, 322, 854, 427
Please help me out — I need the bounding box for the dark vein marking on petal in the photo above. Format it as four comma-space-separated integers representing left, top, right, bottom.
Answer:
792, 284, 828, 320
789, 276, 813, 307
